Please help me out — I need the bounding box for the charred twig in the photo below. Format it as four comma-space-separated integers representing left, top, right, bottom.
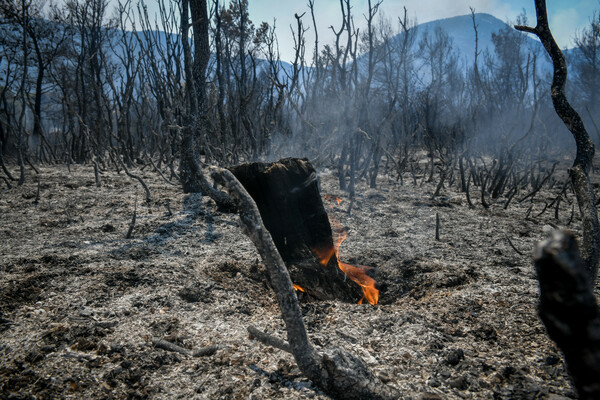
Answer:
152, 337, 218, 357
25, 157, 39, 174
431, 169, 446, 200
435, 213, 440, 241
507, 236, 525, 256
248, 326, 292, 354
165, 200, 173, 217
93, 160, 101, 188
459, 156, 467, 192
152, 337, 190, 356
34, 179, 40, 205
546, 180, 571, 219
534, 231, 600, 399
465, 172, 474, 208
347, 198, 354, 215
1, 176, 12, 189
116, 154, 151, 202
535, 201, 549, 218
525, 203, 534, 219
481, 174, 489, 209
125, 199, 137, 239
109, 151, 121, 174
504, 187, 517, 210
568, 204, 575, 226
147, 155, 178, 186
0, 156, 16, 181
519, 161, 559, 203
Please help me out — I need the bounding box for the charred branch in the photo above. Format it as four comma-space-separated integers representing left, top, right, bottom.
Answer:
1, 175, 12, 189
125, 199, 137, 239
152, 337, 219, 357
115, 153, 151, 203
247, 326, 292, 354
93, 160, 101, 188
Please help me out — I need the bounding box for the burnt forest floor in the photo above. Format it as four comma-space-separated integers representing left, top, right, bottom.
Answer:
1, 161, 598, 400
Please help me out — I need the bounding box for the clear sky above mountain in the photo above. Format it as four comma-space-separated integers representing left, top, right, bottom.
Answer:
242, 0, 599, 62
138, 0, 599, 63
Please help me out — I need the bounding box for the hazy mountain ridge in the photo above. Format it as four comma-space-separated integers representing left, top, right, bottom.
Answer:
356, 12, 560, 85
2, 12, 580, 86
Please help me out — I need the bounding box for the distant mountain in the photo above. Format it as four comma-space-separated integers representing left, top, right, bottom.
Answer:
358, 13, 554, 85
413, 13, 545, 69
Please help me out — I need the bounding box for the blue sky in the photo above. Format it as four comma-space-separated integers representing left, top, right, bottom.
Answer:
241, 0, 600, 62
139, 0, 600, 62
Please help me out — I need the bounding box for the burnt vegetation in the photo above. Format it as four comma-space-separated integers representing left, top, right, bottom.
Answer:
1, 0, 600, 398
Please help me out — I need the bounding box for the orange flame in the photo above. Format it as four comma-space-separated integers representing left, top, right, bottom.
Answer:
293, 284, 306, 293
313, 220, 379, 305
324, 194, 343, 207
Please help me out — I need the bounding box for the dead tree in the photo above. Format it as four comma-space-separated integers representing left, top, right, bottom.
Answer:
210, 167, 398, 400
534, 231, 600, 400
516, 0, 600, 280
180, 0, 234, 210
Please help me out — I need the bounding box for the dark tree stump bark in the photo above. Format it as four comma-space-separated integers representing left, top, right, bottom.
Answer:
230, 158, 363, 302
534, 231, 600, 400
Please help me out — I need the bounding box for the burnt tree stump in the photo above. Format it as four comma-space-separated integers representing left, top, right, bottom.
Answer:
230, 158, 362, 302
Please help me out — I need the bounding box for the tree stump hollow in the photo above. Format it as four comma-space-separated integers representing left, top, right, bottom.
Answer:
230, 158, 362, 302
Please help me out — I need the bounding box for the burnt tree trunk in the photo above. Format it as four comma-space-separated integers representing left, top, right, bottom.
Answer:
230, 158, 363, 302
179, 0, 233, 211
516, 1, 600, 280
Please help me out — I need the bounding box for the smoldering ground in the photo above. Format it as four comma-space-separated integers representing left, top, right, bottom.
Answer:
0, 163, 590, 399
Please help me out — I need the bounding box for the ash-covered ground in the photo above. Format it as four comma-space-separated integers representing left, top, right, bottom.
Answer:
1, 163, 594, 399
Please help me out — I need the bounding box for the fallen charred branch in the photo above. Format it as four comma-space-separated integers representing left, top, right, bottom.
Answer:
152, 337, 218, 357
210, 167, 399, 400
534, 231, 600, 399
247, 326, 292, 354
506, 236, 525, 256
